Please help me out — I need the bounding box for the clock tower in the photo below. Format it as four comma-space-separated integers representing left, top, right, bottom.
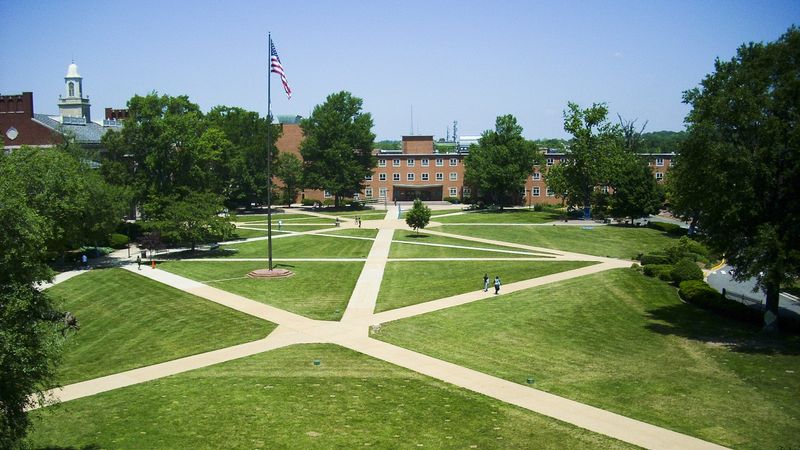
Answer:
58, 62, 92, 122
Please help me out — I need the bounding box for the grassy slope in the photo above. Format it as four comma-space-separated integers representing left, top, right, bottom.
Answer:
159, 261, 363, 321
29, 345, 634, 450
377, 269, 800, 449
47, 269, 275, 385
434, 209, 562, 224
391, 230, 549, 259
376, 260, 596, 312
438, 224, 677, 259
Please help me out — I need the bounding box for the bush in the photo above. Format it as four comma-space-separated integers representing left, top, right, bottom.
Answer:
643, 264, 673, 280
322, 199, 335, 207
671, 258, 703, 283
443, 196, 460, 204
639, 253, 670, 265
532, 203, 543, 212
679, 280, 761, 325
77, 246, 114, 258
301, 198, 317, 207
108, 233, 129, 249
647, 221, 687, 236
664, 236, 710, 263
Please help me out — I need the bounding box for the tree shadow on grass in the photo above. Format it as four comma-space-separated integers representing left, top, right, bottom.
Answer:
400, 233, 429, 239
644, 302, 800, 356
35, 446, 100, 450
160, 248, 239, 260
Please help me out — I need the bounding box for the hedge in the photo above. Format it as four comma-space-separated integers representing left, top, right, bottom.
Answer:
670, 258, 703, 283
640, 253, 670, 265
647, 221, 687, 236
643, 264, 674, 281
678, 280, 761, 325
108, 233, 129, 249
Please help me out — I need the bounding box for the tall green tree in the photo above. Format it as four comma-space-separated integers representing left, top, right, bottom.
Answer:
673, 27, 800, 330
464, 114, 540, 207
274, 152, 303, 205
145, 192, 234, 251
550, 102, 625, 219
300, 91, 376, 207
608, 157, 663, 219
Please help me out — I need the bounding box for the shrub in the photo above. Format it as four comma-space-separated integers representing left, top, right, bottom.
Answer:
77, 246, 114, 258
640, 253, 670, 265
532, 203, 543, 212
679, 280, 761, 325
647, 221, 687, 236
301, 198, 317, 207
443, 196, 460, 204
643, 264, 673, 279
671, 258, 703, 283
664, 236, 710, 263
108, 233, 129, 249
322, 199, 335, 207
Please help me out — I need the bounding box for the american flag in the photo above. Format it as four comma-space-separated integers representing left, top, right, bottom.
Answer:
270, 39, 292, 99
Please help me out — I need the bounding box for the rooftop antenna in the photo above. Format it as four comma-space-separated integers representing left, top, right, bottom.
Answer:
453, 120, 458, 142
446, 125, 450, 141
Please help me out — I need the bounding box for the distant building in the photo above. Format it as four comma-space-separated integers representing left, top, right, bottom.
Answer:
1, 62, 123, 153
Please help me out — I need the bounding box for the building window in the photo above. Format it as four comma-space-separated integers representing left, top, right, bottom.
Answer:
463, 187, 471, 196
656, 158, 664, 167
379, 187, 388, 198
379, 173, 387, 181
407, 159, 415, 167
546, 158, 554, 166
393, 159, 401, 167
546, 187, 554, 197
324, 190, 332, 198
421, 173, 429, 181
449, 158, 458, 166
436, 158, 443, 167
601, 186, 609, 194
655, 172, 664, 181
393, 173, 400, 181
378, 159, 386, 167
365, 175, 372, 181
532, 172, 540, 181
669, 159, 675, 166
407, 173, 415, 181
353, 193, 360, 200
449, 172, 457, 181
365, 187, 373, 198
533, 187, 540, 196
435, 172, 443, 181
449, 187, 458, 197
421, 158, 429, 167
68, 82, 75, 97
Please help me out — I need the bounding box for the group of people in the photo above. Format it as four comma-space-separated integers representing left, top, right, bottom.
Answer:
483, 273, 502, 295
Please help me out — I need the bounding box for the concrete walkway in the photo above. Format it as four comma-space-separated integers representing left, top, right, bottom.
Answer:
35, 205, 728, 450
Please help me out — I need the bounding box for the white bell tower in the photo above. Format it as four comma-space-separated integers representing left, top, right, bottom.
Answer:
58, 61, 91, 122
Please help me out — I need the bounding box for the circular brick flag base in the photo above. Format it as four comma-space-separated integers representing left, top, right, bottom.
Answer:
247, 268, 295, 279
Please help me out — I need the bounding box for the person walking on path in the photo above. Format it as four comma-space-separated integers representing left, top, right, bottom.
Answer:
81, 254, 88, 270
136, 255, 142, 270
483, 273, 489, 292
494, 276, 501, 295
278, 219, 283, 231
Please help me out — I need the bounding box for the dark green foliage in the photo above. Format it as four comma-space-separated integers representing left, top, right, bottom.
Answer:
405, 199, 432, 233
300, 92, 376, 207
671, 258, 703, 283
145, 192, 235, 251
301, 198, 317, 206
647, 221, 686, 236
639, 254, 671, 265
639, 131, 687, 154
643, 264, 674, 280
274, 152, 303, 206
464, 115, 540, 207
108, 233, 129, 249
673, 28, 800, 329
608, 156, 663, 219
443, 196, 460, 204
678, 280, 761, 325
663, 236, 710, 264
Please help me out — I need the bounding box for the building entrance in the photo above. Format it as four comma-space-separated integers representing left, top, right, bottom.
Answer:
393, 185, 443, 202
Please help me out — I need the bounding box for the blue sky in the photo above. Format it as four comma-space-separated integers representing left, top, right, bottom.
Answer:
1, 0, 797, 140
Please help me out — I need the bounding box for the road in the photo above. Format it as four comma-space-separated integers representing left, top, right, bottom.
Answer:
706, 265, 800, 320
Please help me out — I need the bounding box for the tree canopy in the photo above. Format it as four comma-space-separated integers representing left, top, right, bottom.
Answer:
405, 199, 432, 233
464, 115, 540, 207
672, 27, 800, 330
300, 91, 376, 207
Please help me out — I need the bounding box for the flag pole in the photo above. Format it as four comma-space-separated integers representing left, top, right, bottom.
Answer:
266, 32, 274, 271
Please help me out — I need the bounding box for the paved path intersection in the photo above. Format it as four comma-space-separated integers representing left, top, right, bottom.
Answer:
38, 207, 727, 450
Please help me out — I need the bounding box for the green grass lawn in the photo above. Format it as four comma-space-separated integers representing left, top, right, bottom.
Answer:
434, 208, 562, 224
29, 344, 634, 450
376, 269, 800, 449
218, 232, 375, 258
375, 260, 596, 312
438, 224, 677, 259
391, 230, 550, 258
312, 209, 387, 219
46, 269, 275, 385
159, 261, 364, 320
232, 213, 311, 223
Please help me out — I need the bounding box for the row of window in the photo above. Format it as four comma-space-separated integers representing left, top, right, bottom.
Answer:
367, 172, 459, 182
522, 187, 555, 197
378, 158, 459, 168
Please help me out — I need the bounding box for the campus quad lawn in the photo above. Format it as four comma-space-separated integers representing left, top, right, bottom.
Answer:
434, 208, 562, 224
375, 260, 596, 312
377, 269, 800, 449
391, 230, 552, 259
46, 269, 274, 385
232, 213, 311, 223
159, 261, 363, 321
438, 224, 677, 259
218, 230, 376, 259
29, 344, 634, 450
312, 209, 387, 219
